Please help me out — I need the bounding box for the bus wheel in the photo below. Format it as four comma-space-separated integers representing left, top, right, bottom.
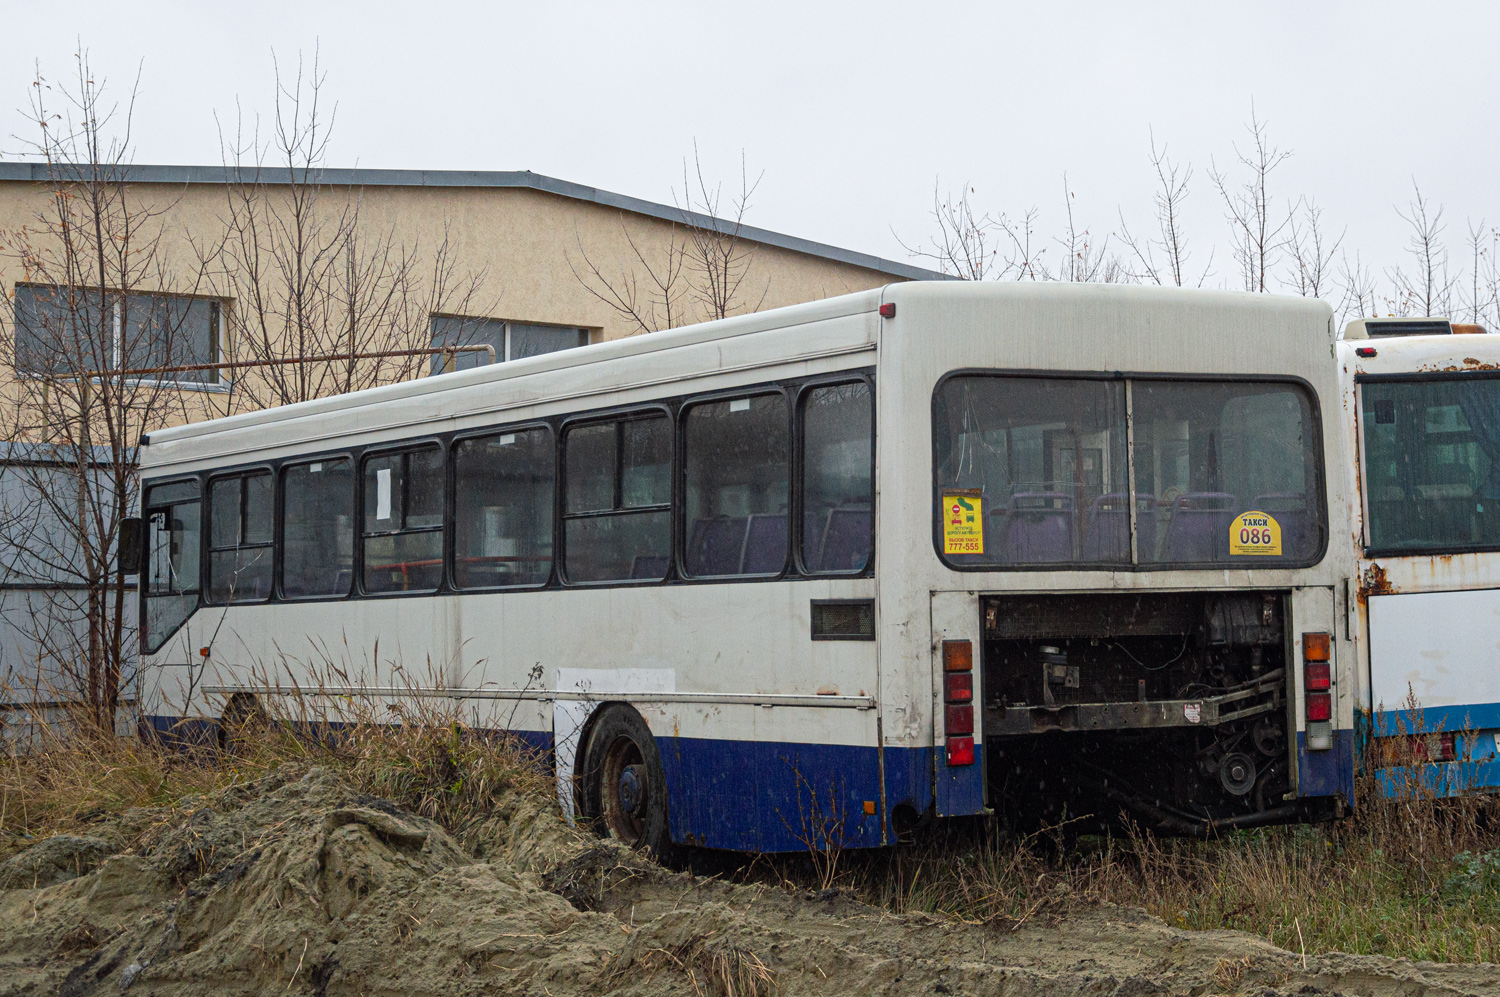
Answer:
218, 693, 266, 754
581, 706, 673, 859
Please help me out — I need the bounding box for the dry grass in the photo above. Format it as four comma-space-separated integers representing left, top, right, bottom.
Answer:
799, 740, 1500, 963
0, 671, 552, 854
8, 674, 1500, 965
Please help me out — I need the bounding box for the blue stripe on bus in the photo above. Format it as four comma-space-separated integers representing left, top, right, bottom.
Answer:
1372, 732, 1500, 797
1296, 728, 1356, 800
657, 736, 943, 852
139, 714, 555, 763
1373, 703, 1500, 737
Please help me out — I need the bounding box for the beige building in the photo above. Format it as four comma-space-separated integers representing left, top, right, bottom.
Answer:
0, 163, 943, 432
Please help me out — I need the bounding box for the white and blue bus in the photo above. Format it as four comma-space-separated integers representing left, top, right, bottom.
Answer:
137, 282, 1356, 851
1339, 318, 1500, 792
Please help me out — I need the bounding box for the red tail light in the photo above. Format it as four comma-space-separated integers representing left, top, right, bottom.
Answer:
942, 639, 975, 766
945, 736, 975, 766
945, 703, 974, 735
1302, 632, 1333, 747
1304, 661, 1331, 691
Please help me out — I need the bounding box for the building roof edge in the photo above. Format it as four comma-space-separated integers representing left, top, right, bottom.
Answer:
0, 162, 955, 282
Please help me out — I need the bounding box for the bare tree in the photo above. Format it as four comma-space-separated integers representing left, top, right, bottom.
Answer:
1211, 108, 1293, 292
995, 207, 1049, 280
1336, 250, 1380, 326
567, 217, 688, 334
1387, 181, 1456, 318
210, 52, 488, 410
0, 51, 212, 730
569, 146, 766, 333
1119, 133, 1211, 286
898, 182, 1054, 281
677, 144, 767, 320
896, 183, 1006, 280
1461, 220, 1498, 327
1051, 176, 1128, 283
1283, 197, 1343, 298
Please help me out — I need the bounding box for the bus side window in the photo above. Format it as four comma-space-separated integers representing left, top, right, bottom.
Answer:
453, 428, 554, 589
207, 471, 273, 603
682, 393, 789, 577
362, 447, 445, 594
802, 382, 872, 573
143, 480, 200, 651
282, 458, 354, 598
563, 415, 670, 583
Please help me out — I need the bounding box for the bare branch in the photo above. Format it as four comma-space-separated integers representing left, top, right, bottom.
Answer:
1210, 105, 1293, 292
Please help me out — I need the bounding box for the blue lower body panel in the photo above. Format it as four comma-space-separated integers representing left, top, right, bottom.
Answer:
139, 714, 554, 759
1296, 728, 1356, 800
1374, 702, 1500, 737
656, 736, 938, 853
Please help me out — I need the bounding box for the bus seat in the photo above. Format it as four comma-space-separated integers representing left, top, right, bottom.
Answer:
803, 510, 826, 570
741, 513, 788, 574
1252, 492, 1309, 555
1002, 492, 1073, 563
1081, 493, 1129, 561
687, 516, 748, 576
629, 554, 668, 579
1163, 492, 1237, 561
818, 506, 872, 572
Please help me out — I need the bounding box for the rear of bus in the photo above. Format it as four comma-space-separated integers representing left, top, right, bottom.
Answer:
877, 283, 1353, 835
1342, 319, 1500, 794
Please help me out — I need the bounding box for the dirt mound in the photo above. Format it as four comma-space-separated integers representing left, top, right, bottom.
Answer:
2, 765, 1496, 996
0, 834, 115, 889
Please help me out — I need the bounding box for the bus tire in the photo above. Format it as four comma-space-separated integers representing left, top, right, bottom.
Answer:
579, 705, 674, 860
218, 692, 266, 754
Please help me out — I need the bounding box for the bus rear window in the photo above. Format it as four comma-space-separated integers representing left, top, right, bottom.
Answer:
1361, 377, 1500, 553
934, 375, 1324, 568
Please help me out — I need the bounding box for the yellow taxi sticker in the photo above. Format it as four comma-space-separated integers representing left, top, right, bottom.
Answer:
1229, 510, 1281, 556
943, 491, 984, 555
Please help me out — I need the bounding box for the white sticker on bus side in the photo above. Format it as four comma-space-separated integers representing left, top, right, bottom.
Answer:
376, 467, 392, 520
553, 668, 676, 823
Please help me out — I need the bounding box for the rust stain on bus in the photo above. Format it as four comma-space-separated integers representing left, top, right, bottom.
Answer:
1357, 563, 1396, 604
1422, 359, 1500, 372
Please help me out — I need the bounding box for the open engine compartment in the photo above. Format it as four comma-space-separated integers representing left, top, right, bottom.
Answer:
981, 591, 1297, 833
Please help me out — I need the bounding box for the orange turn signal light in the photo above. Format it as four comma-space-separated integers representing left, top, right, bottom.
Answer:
942, 639, 973, 672
1303, 632, 1330, 662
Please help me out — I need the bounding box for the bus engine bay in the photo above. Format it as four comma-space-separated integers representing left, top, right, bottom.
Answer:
980, 591, 1301, 834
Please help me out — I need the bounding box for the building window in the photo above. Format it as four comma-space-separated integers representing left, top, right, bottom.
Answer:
682, 393, 790, 577
207, 472, 274, 603
282, 458, 354, 599
429, 315, 589, 373
562, 414, 671, 583
453, 427, 554, 589
13, 284, 222, 384
362, 446, 445, 593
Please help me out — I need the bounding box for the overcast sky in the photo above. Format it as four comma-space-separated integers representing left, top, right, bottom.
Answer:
4, 1, 1498, 304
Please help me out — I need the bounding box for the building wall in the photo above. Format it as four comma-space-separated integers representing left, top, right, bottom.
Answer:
0, 175, 906, 434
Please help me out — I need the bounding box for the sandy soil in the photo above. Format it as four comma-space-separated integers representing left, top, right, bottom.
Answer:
2, 766, 1496, 996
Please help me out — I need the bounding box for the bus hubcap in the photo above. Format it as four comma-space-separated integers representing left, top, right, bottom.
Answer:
618, 764, 645, 816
